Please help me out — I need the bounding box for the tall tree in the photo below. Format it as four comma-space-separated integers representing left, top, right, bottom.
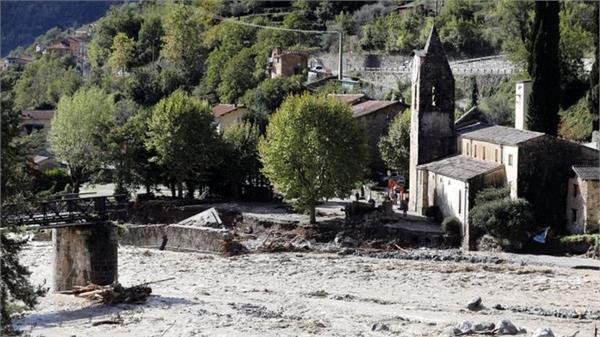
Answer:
146, 90, 220, 198
1, 68, 46, 329
527, 1, 560, 136
161, 4, 203, 82
467, 76, 479, 110
378, 110, 411, 180
14, 56, 81, 110
49, 86, 116, 192
137, 15, 164, 64
589, 1, 599, 131
259, 94, 368, 224
108, 32, 136, 76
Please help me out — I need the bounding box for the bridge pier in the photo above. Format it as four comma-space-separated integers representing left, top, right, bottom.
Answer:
52, 223, 118, 291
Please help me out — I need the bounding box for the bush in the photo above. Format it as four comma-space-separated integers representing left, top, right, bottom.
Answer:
470, 197, 534, 250
473, 186, 510, 205
442, 216, 461, 236
442, 216, 462, 247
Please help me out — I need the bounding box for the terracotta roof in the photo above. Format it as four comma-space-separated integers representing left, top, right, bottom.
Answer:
21, 110, 54, 121
572, 166, 600, 180
417, 155, 503, 181
328, 94, 366, 105
351, 100, 399, 118
459, 125, 544, 146
212, 104, 244, 117
47, 41, 69, 50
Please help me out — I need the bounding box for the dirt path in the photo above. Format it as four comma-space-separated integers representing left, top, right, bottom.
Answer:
14, 242, 600, 337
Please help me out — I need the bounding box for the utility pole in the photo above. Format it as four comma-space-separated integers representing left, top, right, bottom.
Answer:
338, 31, 343, 80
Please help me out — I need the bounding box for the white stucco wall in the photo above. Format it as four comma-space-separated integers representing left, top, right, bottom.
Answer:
502, 145, 519, 198
427, 172, 469, 226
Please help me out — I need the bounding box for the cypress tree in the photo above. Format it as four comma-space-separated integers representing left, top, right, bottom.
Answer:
589, 1, 599, 131
467, 76, 479, 110
527, 1, 560, 136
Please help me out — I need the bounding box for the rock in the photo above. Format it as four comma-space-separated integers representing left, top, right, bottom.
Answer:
467, 297, 483, 311
177, 207, 222, 228
496, 319, 519, 335
455, 321, 494, 334
531, 328, 555, 337
438, 327, 456, 337
371, 322, 390, 331
494, 304, 506, 310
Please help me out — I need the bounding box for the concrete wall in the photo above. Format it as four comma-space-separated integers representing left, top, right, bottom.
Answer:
119, 224, 233, 253
566, 177, 600, 234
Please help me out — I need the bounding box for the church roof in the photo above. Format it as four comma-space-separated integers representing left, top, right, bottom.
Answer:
459, 125, 544, 146
417, 155, 503, 181
572, 166, 600, 180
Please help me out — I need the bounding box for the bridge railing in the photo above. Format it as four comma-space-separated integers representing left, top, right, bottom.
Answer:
1, 195, 129, 227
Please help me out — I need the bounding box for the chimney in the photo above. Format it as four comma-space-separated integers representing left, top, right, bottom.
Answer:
515, 80, 531, 130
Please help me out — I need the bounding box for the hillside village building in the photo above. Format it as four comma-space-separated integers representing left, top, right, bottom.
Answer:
212, 104, 248, 133
269, 49, 308, 78
408, 26, 599, 247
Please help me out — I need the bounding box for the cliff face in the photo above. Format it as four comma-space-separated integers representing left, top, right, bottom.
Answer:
0, 1, 115, 56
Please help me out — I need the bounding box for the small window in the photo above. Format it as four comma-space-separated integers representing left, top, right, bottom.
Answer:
572, 209, 577, 223
495, 149, 498, 162
474, 145, 477, 158
508, 154, 513, 166
458, 190, 462, 214
573, 184, 579, 198
482, 147, 486, 160
466, 144, 470, 156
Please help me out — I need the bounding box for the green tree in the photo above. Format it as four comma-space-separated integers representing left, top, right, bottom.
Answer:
49, 86, 116, 192
378, 110, 410, 180
527, 1, 560, 136
14, 56, 81, 110
558, 97, 594, 142
589, 1, 599, 130
1, 69, 46, 328
217, 47, 258, 103
241, 75, 305, 115
259, 94, 368, 223
222, 122, 263, 199
161, 4, 203, 81
88, 5, 142, 68
108, 32, 136, 75
467, 76, 479, 110
469, 188, 534, 250
137, 15, 164, 64
146, 90, 220, 198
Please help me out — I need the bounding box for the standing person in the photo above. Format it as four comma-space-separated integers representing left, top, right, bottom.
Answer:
387, 171, 395, 199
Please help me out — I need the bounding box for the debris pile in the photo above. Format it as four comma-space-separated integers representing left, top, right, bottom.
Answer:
219, 239, 249, 256
61, 282, 156, 305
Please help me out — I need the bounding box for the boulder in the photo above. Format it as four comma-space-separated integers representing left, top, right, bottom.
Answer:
455, 321, 494, 334
467, 297, 483, 311
371, 322, 390, 331
496, 319, 519, 335
531, 328, 555, 337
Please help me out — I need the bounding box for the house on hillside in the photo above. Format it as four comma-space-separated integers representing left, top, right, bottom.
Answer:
566, 166, 599, 234
269, 48, 308, 78
351, 100, 404, 170
212, 104, 248, 133
20, 109, 58, 171
408, 26, 599, 248
2, 55, 33, 69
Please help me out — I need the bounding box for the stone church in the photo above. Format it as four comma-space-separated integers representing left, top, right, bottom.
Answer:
408, 26, 599, 248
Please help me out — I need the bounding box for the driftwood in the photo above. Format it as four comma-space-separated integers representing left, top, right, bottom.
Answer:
61, 278, 175, 305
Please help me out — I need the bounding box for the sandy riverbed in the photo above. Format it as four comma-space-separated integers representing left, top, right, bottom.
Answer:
13, 242, 600, 337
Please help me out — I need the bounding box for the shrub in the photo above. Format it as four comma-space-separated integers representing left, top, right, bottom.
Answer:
470, 197, 534, 250
473, 186, 510, 205
442, 216, 461, 236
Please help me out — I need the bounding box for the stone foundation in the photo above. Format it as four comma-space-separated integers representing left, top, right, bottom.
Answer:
52, 224, 118, 291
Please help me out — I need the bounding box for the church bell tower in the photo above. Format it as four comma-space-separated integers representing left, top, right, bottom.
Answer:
408, 26, 456, 212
